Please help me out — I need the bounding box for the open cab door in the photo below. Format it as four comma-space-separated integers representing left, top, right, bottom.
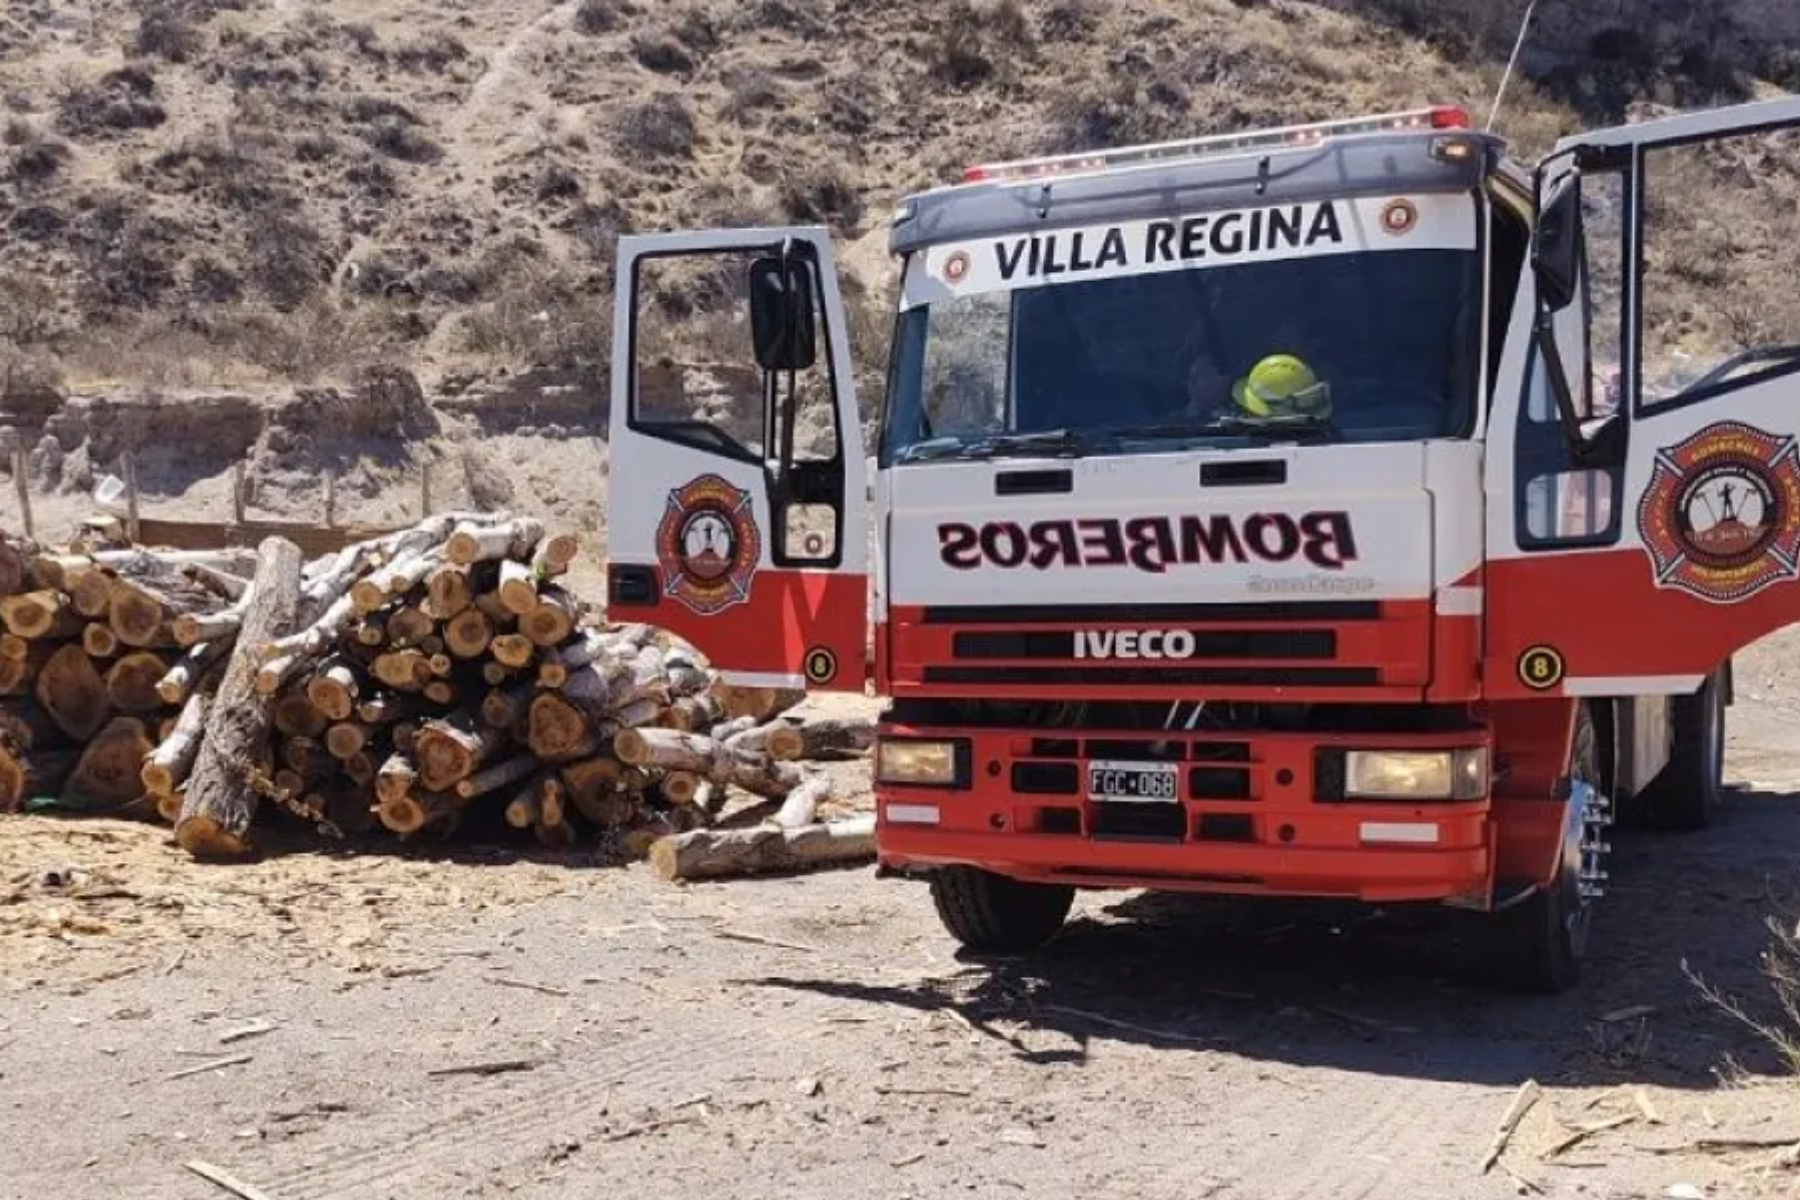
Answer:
1486, 96, 1800, 701
605, 228, 869, 692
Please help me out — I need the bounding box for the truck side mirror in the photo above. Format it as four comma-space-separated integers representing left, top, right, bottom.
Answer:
749, 252, 818, 372
1533, 169, 1584, 314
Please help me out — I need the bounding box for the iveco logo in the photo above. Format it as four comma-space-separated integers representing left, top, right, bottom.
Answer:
1073, 630, 1199, 660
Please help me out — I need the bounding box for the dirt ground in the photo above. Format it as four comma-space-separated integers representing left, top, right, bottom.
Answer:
4, 661, 1800, 1200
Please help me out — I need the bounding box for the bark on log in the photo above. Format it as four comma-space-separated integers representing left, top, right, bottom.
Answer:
489, 633, 535, 670
519, 589, 577, 647
666, 660, 712, 699
325, 722, 369, 761
667, 693, 724, 734
66, 716, 154, 809
35, 643, 111, 741
280, 735, 335, 778
269, 593, 360, 662
526, 693, 599, 761
354, 615, 387, 647
504, 774, 542, 828
0, 537, 26, 598
426, 563, 474, 620
776, 773, 833, 828
142, 694, 208, 796
455, 754, 538, 800
793, 718, 877, 761
446, 517, 544, 566
0, 745, 79, 812
444, 609, 494, 659
2, 590, 81, 640
531, 532, 581, 577
108, 576, 208, 648
497, 559, 538, 615
67, 568, 115, 619
614, 727, 804, 798
104, 651, 168, 714
180, 562, 250, 603
306, 657, 363, 723
273, 692, 328, 739
173, 601, 245, 648
254, 652, 307, 696
473, 590, 514, 625
375, 752, 419, 806
343, 750, 377, 786
357, 691, 422, 725
648, 815, 876, 881
156, 640, 227, 706
414, 713, 505, 792
82, 622, 121, 659
175, 536, 304, 859
534, 775, 575, 847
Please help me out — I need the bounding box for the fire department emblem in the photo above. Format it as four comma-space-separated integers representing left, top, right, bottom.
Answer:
1380, 198, 1419, 236
656, 474, 761, 616
940, 249, 972, 284
1637, 421, 1800, 604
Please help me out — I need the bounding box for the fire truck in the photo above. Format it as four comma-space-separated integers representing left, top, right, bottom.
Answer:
606, 96, 1800, 992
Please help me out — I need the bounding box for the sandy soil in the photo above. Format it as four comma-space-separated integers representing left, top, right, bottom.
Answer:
2, 658, 1800, 1199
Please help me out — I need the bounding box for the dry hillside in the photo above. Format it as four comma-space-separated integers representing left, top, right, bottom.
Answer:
0, 0, 1797, 533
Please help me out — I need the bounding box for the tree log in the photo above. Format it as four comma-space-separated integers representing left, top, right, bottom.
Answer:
67, 568, 115, 618
357, 691, 422, 725
713, 683, 807, 724
455, 754, 538, 800
526, 693, 599, 761
444, 608, 494, 659
105, 651, 168, 714
35, 643, 111, 741
648, 815, 876, 881
386, 605, 435, 647
446, 517, 544, 566
155, 640, 227, 706
306, 657, 363, 723
776, 773, 833, 828
180, 562, 250, 603
534, 775, 575, 847
423, 679, 456, 706
324, 784, 378, 837
325, 722, 369, 761
724, 720, 805, 761
373, 649, 432, 692
176, 537, 304, 859
479, 685, 531, 732
375, 752, 419, 806
504, 774, 542, 828
536, 659, 568, 689
614, 727, 803, 798
489, 633, 535, 670
354, 614, 387, 647
531, 531, 581, 577
666, 693, 724, 734
142, 694, 208, 796
173, 600, 245, 648
497, 559, 538, 615
273, 692, 328, 739
281, 735, 335, 778
343, 750, 377, 786
109, 576, 211, 648
0, 696, 66, 750
377, 788, 458, 836
560, 756, 625, 818
519, 589, 577, 647
82, 622, 121, 659
666, 659, 712, 699
2, 590, 81, 640
255, 652, 308, 696
414, 713, 505, 792
268, 592, 360, 663
0, 641, 55, 695
661, 769, 701, 807
0, 634, 27, 662
0, 537, 26, 598
426, 563, 474, 620
66, 716, 155, 809
0, 745, 79, 812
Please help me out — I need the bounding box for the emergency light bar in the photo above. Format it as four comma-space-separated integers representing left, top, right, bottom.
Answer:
961, 105, 1472, 183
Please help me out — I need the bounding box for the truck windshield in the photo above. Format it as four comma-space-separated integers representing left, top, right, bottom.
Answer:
882, 229, 1482, 464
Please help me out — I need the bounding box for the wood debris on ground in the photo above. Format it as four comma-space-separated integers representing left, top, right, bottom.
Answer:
0, 515, 874, 876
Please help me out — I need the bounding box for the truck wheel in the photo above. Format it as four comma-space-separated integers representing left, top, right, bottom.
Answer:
930, 866, 1074, 953
1490, 703, 1603, 994
1641, 669, 1726, 831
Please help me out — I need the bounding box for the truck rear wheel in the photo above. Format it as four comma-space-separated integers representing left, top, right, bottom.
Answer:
1489, 702, 1603, 994
930, 866, 1074, 953
1639, 669, 1726, 831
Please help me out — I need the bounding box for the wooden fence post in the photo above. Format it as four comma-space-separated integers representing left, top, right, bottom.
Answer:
231, 462, 246, 526
13, 448, 31, 540
123, 450, 141, 543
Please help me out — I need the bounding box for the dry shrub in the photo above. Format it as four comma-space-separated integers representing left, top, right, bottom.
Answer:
721, 67, 782, 126
456, 266, 611, 371
1039, 0, 1100, 41
393, 32, 467, 73
614, 94, 695, 158
56, 65, 167, 138
133, 1, 205, 63
7, 131, 70, 184
249, 213, 331, 312
778, 161, 864, 229
573, 0, 633, 36
928, 0, 1033, 88
631, 34, 693, 74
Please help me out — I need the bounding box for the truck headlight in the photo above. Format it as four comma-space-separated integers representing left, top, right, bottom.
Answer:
876, 739, 964, 787
1344, 748, 1488, 801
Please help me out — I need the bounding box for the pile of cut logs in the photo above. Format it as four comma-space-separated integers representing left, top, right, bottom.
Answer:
0, 515, 875, 879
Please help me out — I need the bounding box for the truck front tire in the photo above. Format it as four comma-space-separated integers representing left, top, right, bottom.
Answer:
1640, 669, 1727, 831
1489, 702, 1601, 994
930, 866, 1074, 953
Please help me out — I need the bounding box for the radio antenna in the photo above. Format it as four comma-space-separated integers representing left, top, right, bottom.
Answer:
1486, 0, 1542, 133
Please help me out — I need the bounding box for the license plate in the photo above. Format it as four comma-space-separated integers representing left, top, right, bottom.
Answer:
1087, 760, 1181, 803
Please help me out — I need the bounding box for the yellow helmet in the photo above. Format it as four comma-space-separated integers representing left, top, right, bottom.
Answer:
1232, 354, 1330, 419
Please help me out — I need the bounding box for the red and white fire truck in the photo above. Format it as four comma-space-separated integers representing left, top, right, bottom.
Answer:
606, 96, 1800, 992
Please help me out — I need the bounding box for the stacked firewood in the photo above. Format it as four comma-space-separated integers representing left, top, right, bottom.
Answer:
0, 517, 876, 877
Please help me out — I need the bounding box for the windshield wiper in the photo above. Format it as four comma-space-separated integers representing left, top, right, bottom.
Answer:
1177, 415, 1342, 443
898, 428, 1110, 463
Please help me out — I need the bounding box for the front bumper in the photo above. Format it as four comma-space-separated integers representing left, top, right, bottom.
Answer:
876, 724, 1496, 904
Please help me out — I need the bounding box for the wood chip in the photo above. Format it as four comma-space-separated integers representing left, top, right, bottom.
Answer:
427, 1059, 540, 1078
712, 927, 820, 954
1480, 1079, 1542, 1173
604, 1114, 697, 1143
1633, 1087, 1662, 1125
484, 976, 571, 997
219, 1019, 278, 1045
999, 1127, 1046, 1148
184, 1159, 277, 1200
875, 1085, 975, 1098
167, 1054, 253, 1081
1544, 1114, 1635, 1158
